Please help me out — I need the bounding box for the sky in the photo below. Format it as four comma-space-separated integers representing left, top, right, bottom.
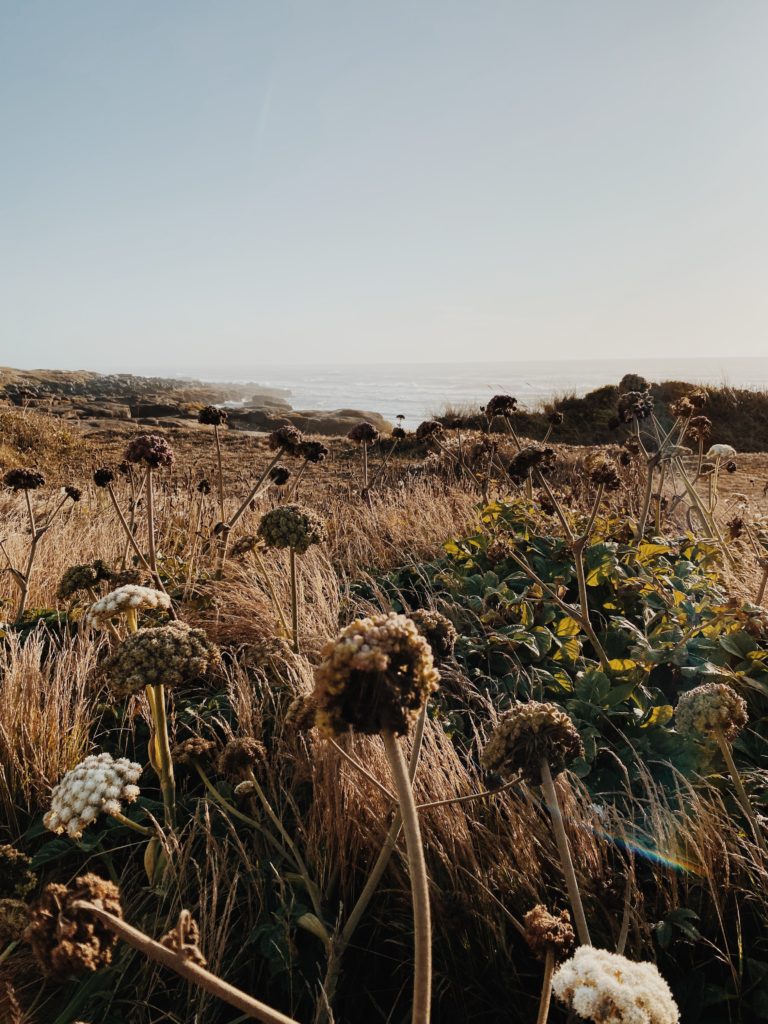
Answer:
1, 0, 768, 374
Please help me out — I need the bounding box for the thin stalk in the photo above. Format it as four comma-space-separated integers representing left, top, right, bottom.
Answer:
290, 461, 310, 501
654, 463, 667, 534
756, 564, 768, 605
146, 468, 159, 577
535, 948, 555, 1024
216, 450, 285, 578
540, 760, 591, 946
362, 442, 369, 490
635, 460, 655, 540
72, 900, 300, 1024
15, 489, 40, 621
714, 729, 768, 856
249, 547, 291, 638
289, 548, 299, 654
109, 810, 154, 836
368, 438, 401, 492
328, 738, 396, 801
570, 540, 611, 670
147, 683, 176, 829
381, 730, 432, 1024
214, 424, 226, 524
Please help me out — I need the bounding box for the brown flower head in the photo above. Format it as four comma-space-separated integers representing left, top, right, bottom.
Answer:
26, 874, 122, 979
313, 612, 440, 737
0, 898, 29, 946
299, 440, 329, 464
523, 904, 576, 963
481, 702, 584, 784
686, 415, 712, 443
392, 426, 407, 439
124, 434, 175, 469
698, 461, 716, 477
197, 405, 227, 426
410, 609, 458, 661
547, 410, 564, 426
269, 425, 304, 455
415, 420, 444, 442
93, 467, 115, 488
0, 844, 37, 899
104, 623, 221, 699
257, 503, 325, 554
727, 515, 744, 540
725, 459, 737, 474
269, 465, 291, 486
588, 458, 621, 492
284, 693, 318, 734
64, 486, 82, 502
4, 468, 45, 491
486, 394, 518, 418
56, 560, 113, 600
217, 737, 268, 779
507, 444, 556, 482
617, 391, 653, 423
196, 478, 211, 494
171, 736, 217, 765
348, 421, 380, 444
675, 682, 748, 742
230, 534, 260, 558
670, 397, 694, 419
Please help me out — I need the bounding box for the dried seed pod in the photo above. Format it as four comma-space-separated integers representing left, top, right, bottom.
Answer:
481, 701, 583, 784
123, 434, 175, 469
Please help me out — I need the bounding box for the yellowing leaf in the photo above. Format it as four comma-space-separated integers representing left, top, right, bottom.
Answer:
636, 542, 673, 564
642, 705, 674, 728
608, 658, 637, 672
554, 637, 581, 662
556, 616, 581, 637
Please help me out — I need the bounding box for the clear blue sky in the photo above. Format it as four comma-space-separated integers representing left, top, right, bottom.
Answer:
1, 1, 767, 372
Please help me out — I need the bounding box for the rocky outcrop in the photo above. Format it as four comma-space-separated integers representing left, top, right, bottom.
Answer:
227, 408, 391, 437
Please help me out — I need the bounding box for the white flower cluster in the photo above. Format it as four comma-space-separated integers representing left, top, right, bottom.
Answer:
43, 752, 142, 838
88, 585, 171, 627
707, 443, 737, 458
552, 947, 679, 1024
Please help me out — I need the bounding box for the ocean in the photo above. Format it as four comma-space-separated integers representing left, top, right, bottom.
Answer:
198, 357, 768, 429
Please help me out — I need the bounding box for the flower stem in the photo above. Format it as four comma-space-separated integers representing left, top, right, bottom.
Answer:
147, 683, 176, 830
72, 900, 301, 1024
109, 810, 154, 836
535, 948, 555, 1024
714, 729, 768, 856
539, 759, 591, 946
250, 547, 291, 639
289, 548, 299, 654
214, 424, 226, 524
381, 730, 432, 1024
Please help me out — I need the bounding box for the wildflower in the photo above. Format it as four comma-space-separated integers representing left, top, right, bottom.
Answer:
299, 440, 329, 463
506, 444, 556, 481
26, 874, 122, 978
87, 584, 171, 627
217, 737, 268, 779
313, 612, 440, 737
588, 458, 621, 491
392, 426, 407, 439
675, 682, 748, 742
481, 702, 583, 784
686, 416, 712, 443
197, 478, 212, 494
64, 485, 82, 502
3, 467, 45, 490
123, 434, 175, 468
551, 946, 679, 1023
617, 391, 653, 423
523, 905, 575, 963
258, 504, 325, 554
43, 753, 142, 838
171, 736, 217, 765
410, 608, 458, 660
93, 467, 115, 488
197, 405, 227, 426
486, 395, 518, 418
670, 397, 694, 418
0, 844, 37, 899
707, 443, 737, 459
415, 420, 443, 441
268, 425, 304, 455
57, 560, 113, 600
103, 623, 221, 698
348, 421, 380, 444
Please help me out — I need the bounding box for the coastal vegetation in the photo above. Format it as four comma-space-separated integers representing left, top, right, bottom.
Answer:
0, 374, 766, 1023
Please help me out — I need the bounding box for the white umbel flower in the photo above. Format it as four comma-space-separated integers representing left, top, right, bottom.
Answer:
706, 444, 736, 459
43, 752, 142, 839
88, 585, 171, 627
552, 947, 679, 1023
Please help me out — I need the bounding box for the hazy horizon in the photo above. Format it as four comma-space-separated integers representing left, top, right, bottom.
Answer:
2, 2, 768, 369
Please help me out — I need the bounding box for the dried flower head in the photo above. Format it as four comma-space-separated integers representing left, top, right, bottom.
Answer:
3, 467, 45, 491
481, 702, 583, 784
57, 560, 113, 601
523, 905, 575, 963
27, 874, 122, 979
284, 692, 318, 733
93, 467, 115, 488
269, 465, 291, 485
123, 434, 175, 469
698, 461, 716, 477
217, 737, 268, 779
551, 946, 679, 1023
686, 415, 712, 443
299, 440, 329, 463
669, 397, 694, 418
257, 504, 325, 554
197, 405, 227, 426
269, 425, 304, 455
547, 410, 564, 426
43, 753, 142, 838
410, 609, 458, 661
725, 459, 737, 473
617, 391, 653, 423
64, 486, 82, 502
486, 394, 518, 418
0, 844, 37, 899
0, 898, 29, 946
196, 478, 212, 494
675, 682, 748, 742
87, 585, 171, 627
103, 623, 221, 699
348, 421, 380, 444
171, 736, 217, 765
507, 445, 556, 482
313, 612, 440, 737
415, 420, 444, 441
726, 515, 745, 540
230, 534, 260, 558
392, 426, 407, 439
588, 458, 621, 492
